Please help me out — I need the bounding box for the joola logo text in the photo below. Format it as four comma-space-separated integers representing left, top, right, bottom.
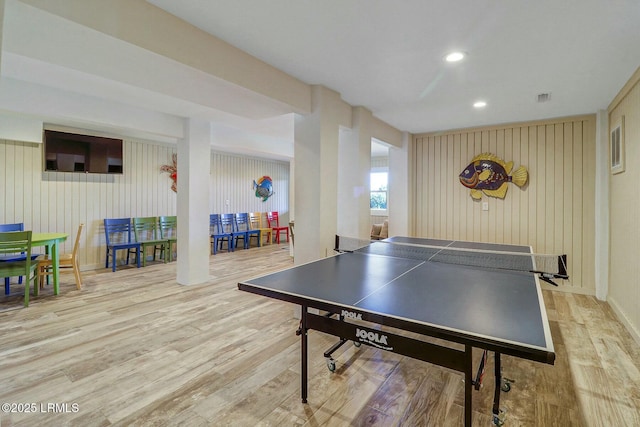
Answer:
355, 328, 392, 350
341, 310, 362, 320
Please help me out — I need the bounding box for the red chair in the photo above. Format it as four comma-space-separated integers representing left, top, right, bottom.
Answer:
267, 211, 289, 244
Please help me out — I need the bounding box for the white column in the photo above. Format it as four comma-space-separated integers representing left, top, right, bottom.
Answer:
294, 86, 351, 264
388, 132, 411, 237
176, 118, 211, 285
338, 107, 372, 240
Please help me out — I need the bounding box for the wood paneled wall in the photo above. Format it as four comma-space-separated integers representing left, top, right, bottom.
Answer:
608, 67, 640, 342
209, 151, 289, 218
0, 138, 289, 271
411, 115, 596, 292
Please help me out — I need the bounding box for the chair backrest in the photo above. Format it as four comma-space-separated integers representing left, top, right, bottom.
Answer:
104, 218, 134, 245
220, 213, 237, 233
0, 223, 24, 232
159, 216, 177, 239
0, 223, 26, 256
0, 231, 32, 265
133, 217, 160, 242
235, 213, 252, 232
72, 224, 84, 258
249, 212, 264, 230
210, 214, 223, 235
267, 211, 280, 227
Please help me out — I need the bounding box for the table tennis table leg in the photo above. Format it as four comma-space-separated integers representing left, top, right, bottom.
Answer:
492, 352, 510, 425
465, 345, 473, 426
300, 304, 308, 403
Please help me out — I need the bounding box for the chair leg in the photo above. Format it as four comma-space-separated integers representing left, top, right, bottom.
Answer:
24, 274, 30, 307
73, 260, 82, 290
5, 277, 10, 295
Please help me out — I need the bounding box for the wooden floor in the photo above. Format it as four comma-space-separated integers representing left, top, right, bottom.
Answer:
1, 244, 639, 426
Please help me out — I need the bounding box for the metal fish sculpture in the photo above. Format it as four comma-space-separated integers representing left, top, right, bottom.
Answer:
459, 153, 528, 200
253, 175, 274, 201
160, 153, 177, 193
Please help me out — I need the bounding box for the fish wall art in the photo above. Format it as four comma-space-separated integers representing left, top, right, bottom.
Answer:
459, 153, 528, 200
253, 176, 274, 201
160, 153, 177, 193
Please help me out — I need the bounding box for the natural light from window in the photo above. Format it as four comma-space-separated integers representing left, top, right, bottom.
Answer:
370, 172, 388, 210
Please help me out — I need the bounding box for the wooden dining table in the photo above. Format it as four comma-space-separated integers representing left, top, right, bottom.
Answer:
31, 232, 68, 296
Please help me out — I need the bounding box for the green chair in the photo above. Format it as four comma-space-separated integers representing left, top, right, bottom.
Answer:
133, 217, 168, 267
159, 216, 177, 262
1, 222, 40, 294
0, 231, 38, 307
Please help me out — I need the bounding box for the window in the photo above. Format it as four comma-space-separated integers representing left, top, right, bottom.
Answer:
370, 171, 388, 210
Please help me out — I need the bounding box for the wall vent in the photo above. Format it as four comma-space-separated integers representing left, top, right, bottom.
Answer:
537, 93, 551, 103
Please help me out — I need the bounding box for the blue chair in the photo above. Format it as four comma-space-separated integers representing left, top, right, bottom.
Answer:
235, 213, 261, 249
104, 218, 142, 272
220, 213, 243, 250
0, 223, 40, 295
210, 214, 233, 254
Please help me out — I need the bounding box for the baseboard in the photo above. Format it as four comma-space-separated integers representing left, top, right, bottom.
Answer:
542, 282, 595, 296
608, 296, 640, 346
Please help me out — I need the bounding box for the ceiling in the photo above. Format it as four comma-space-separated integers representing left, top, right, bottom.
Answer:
148, 0, 640, 134
2, 1, 639, 160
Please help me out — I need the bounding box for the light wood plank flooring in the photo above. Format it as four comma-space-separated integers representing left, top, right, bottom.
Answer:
1, 244, 639, 426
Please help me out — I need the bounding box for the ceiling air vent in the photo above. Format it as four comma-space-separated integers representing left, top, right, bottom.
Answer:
537, 93, 551, 103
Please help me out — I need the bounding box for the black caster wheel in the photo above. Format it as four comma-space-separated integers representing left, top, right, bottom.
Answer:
326, 359, 336, 372
492, 409, 506, 426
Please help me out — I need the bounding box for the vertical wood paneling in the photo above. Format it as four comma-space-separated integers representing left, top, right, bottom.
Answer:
411, 115, 596, 292
608, 69, 640, 342
0, 138, 290, 271
572, 122, 584, 289
209, 151, 289, 224
503, 128, 513, 243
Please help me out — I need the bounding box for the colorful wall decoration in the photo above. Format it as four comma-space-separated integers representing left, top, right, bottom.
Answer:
160, 153, 177, 193
253, 175, 274, 201
459, 153, 528, 200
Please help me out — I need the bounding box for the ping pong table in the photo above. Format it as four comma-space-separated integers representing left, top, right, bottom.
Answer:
238, 236, 557, 426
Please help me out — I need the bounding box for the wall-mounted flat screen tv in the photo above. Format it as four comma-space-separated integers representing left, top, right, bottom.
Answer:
44, 129, 123, 174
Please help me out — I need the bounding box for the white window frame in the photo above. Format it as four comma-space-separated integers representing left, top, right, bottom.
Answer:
370, 168, 388, 215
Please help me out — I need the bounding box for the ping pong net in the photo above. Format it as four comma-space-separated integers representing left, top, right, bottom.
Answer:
335, 235, 569, 286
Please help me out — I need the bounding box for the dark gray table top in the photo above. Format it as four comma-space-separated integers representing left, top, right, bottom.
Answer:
240, 237, 554, 354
